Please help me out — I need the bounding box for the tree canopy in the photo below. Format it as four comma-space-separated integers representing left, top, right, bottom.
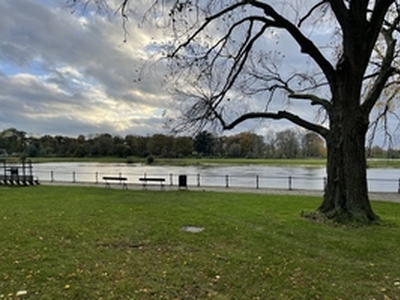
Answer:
4, 127, 325, 159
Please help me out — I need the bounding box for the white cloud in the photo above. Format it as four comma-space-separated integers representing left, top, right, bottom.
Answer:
0, 0, 170, 137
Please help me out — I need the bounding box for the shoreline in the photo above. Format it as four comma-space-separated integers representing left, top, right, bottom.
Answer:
39, 180, 400, 204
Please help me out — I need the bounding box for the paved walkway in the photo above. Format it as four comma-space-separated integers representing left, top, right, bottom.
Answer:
40, 180, 400, 204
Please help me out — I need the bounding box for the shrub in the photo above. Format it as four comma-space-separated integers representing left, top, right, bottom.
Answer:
146, 154, 154, 165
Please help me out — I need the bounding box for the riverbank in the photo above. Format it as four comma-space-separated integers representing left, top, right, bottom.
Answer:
18, 156, 400, 168
40, 180, 400, 204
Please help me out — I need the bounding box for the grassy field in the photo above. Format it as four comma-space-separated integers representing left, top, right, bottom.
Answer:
0, 186, 400, 299
28, 156, 400, 168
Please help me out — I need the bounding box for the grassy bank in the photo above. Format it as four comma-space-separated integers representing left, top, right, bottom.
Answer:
0, 186, 399, 299
27, 156, 400, 168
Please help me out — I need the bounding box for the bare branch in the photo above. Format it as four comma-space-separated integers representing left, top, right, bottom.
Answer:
116, 0, 130, 42
248, 1, 336, 84
171, 1, 336, 87
368, 95, 400, 147
170, 2, 246, 58
222, 111, 328, 138
298, 1, 327, 27
289, 94, 332, 111
366, 0, 396, 55
362, 15, 399, 113
206, 16, 271, 60
211, 24, 269, 109
67, 0, 131, 41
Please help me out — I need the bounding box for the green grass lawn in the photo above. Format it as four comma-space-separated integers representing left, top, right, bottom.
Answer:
0, 186, 399, 299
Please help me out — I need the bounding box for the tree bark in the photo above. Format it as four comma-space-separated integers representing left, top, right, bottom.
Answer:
319, 105, 377, 222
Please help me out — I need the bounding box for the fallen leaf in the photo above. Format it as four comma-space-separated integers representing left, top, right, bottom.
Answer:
16, 290, 28, 296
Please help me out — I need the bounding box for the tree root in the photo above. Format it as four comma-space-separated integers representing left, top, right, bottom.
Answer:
301, 209, 380, 226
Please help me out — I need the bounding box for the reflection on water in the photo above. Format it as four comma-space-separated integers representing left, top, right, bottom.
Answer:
33, 162, 400, 193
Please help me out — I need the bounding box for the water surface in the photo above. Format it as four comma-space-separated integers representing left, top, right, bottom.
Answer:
32, 162, 400, 193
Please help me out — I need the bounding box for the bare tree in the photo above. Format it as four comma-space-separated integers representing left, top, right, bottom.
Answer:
164, 0, 400, 223
275, 129, 300, 158
69, 0, 400, 222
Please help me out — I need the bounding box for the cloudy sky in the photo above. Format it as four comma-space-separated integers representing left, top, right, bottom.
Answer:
0, 0, 174, 137
0, 0, 321, 139
0, 0, 398, 146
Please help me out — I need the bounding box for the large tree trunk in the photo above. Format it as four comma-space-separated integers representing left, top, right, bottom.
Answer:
319, 106, 377, 222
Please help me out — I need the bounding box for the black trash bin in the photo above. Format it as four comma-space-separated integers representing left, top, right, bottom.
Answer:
10, 167, 19, 176
178, 175, 187, 190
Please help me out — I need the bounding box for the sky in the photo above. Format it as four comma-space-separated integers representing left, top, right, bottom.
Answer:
0, 0, 399, 146
0, 0, 174, 137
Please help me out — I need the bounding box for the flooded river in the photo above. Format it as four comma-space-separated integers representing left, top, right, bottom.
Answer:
32, 162, 400, 193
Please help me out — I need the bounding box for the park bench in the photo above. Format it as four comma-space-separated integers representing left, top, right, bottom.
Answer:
139, 177, 165, 190
103, 176, 128, 189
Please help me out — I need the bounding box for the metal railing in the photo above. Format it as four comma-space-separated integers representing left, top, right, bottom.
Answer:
34, 169, 400, 193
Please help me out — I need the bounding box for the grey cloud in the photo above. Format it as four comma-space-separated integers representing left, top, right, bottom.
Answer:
0, 0, 170, 136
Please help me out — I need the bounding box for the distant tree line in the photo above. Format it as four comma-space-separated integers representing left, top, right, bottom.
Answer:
0, 127, 394, 159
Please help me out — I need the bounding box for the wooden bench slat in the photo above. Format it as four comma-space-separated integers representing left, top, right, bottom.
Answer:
139, 177, 165, 190
139, 178, 165, 182
103, 177, 127, 181
103, 176, 128, 189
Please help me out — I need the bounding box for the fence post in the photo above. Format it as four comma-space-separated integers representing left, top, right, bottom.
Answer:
51, 171, 54, 182
398, 178, 400, 194
170, 173, 173, 186
197, 174, 200, 187
96, 172, 99, 184
256, 175, 259, 189
225, 174, 229, 188
72, 171, 76, 183
288, 176, 292, 190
